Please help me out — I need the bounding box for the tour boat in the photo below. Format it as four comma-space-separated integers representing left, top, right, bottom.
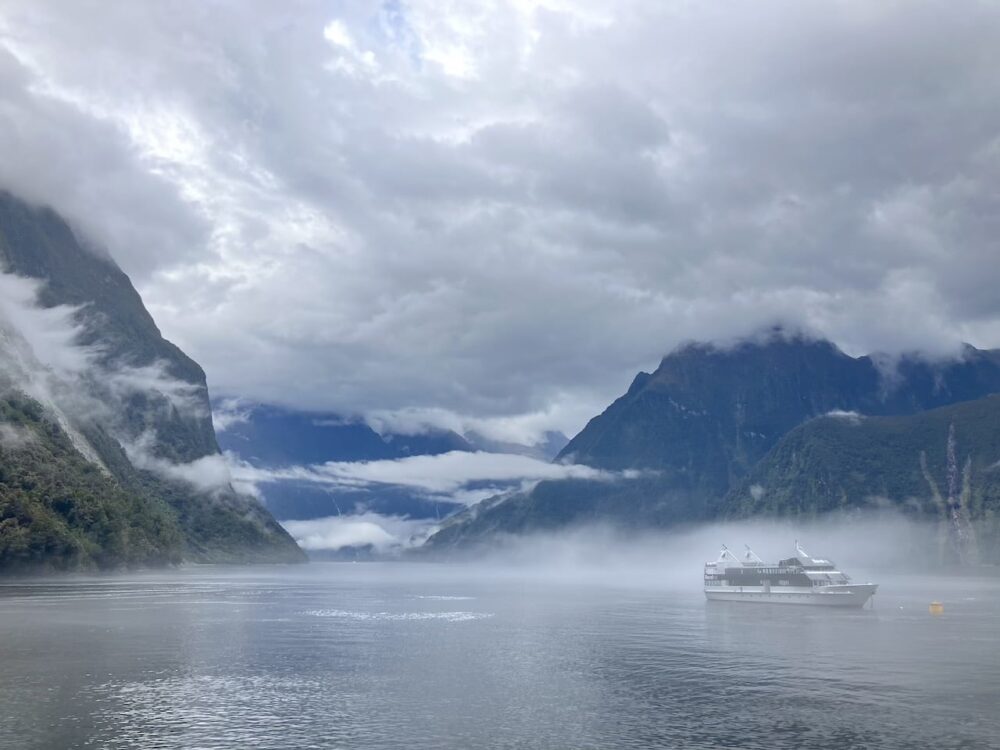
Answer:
704, 542, 877, 607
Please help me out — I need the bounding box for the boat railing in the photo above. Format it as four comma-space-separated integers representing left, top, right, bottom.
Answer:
808, 573, 851, 587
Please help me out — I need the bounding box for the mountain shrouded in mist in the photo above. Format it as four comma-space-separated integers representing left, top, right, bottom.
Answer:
0, 191, 304, 571
5, 184, 1000, 567
425, 333, 1000, 560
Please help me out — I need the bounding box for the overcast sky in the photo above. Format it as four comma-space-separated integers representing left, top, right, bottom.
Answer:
2, 0, 999, 443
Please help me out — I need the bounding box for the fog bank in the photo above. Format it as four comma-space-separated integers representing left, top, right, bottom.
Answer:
415, 511, 965, 591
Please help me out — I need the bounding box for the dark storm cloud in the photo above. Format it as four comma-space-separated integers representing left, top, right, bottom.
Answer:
1, 0, 999, 442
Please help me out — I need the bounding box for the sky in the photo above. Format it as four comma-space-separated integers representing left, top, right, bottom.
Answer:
2, 0, 1000, 446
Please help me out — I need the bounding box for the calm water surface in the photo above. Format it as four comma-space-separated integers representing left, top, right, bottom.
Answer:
1, 563, 998, 749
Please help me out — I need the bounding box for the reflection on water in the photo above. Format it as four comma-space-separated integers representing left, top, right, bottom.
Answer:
0, 565, 998, 749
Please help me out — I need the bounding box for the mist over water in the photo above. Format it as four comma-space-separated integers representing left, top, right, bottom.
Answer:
1, 519, 998, 750
432, 512, 968, 587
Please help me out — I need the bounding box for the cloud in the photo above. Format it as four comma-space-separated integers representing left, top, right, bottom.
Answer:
824, 410, 864, 424
428, 510, 947, 583
0, 270, 208, 410
211, 397, 253, 433
0, 270, 218, 475
281, 512, 434, 553
227, 449, 633, 504
0, 271, 115, 463
0, 272, 93, 381
0, 48, 208, 281
106, 361, 208, 417
0, 423, 37, 450
125, 432, 233, 493
3, 1, 1000, 441
364, 398, 597, 447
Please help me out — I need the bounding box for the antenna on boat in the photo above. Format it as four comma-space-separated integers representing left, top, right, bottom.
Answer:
717, 544, 739, 563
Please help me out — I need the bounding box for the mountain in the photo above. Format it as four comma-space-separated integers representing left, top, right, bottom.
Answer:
425, 333, 1000, 550
1, 190, 304, 571
721, 395, 1000, 563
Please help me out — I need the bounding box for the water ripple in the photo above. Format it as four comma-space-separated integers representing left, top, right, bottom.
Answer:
303, 608, 493, 622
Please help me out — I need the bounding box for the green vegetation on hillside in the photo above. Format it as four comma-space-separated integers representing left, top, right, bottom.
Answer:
722, 396, 1000, 563
0, 393, 181, 571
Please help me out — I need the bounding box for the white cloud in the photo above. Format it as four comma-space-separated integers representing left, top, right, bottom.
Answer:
3, 1, 1000, 440
824, 410, 864, 424
364, 396, 597, 446
125, 433, 233, 493
281, 512, 433, 553
0, 271, 220, 475
211, 397, 253, 433
0, 271, 114, 465
0, 273, 93, 380
227, 449, 631, 504
106, 360, 208, 417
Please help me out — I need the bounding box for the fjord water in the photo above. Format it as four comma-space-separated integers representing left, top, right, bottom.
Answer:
1, 564, 998, 750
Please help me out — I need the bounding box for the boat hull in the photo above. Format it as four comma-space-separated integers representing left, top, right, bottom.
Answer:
705, 583, 878, 608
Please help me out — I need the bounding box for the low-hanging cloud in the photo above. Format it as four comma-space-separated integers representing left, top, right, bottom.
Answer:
124, 431, 233, 494
211, 397, 254, 433
427, 509, 955, 587
364, 401, 594, 449
0, 270, 209, 416
281, 512, 434, 554
107, 361, 208, 417
228, 449, 639, 505
0, 272, 93, 381
280, 506, 952, 570
824, 409, 864, 424
3, 1, 1000, 443
1, 269, 223, 481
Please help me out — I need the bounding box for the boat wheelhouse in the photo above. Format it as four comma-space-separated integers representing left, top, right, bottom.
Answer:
704, 542, 877, 607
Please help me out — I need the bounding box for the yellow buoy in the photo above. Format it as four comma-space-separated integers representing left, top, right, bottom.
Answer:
929, 601, 944, 615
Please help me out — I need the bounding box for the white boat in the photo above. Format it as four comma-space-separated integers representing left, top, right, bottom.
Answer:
704, 542, 877, 607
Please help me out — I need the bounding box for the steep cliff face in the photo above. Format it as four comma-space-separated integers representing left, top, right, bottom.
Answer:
426, 333, 1000, 550
0, 190, 217, 463
0, 191, 304, 570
